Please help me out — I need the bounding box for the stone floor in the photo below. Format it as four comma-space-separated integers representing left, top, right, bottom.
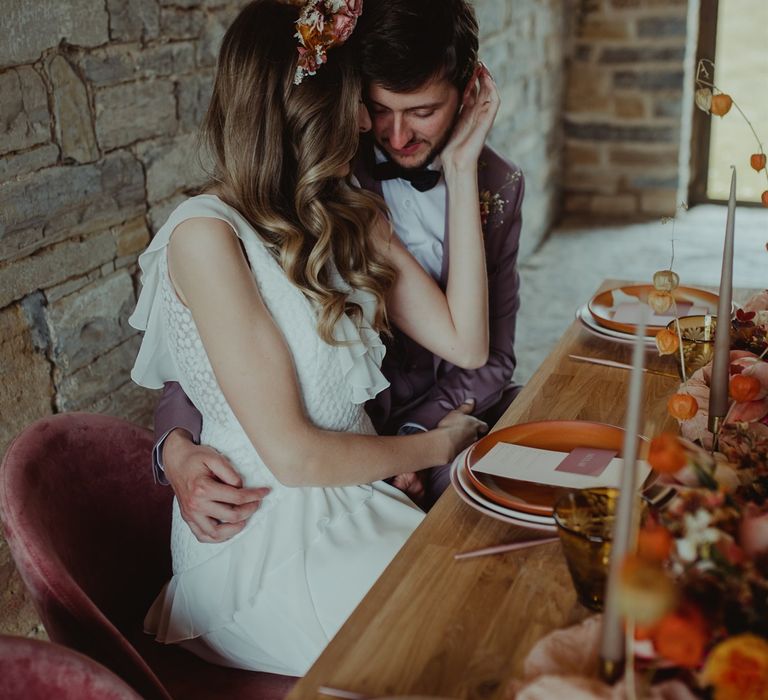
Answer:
514, 204, 768, 384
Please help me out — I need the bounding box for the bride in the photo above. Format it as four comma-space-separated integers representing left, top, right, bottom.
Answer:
130, 0, 497, 676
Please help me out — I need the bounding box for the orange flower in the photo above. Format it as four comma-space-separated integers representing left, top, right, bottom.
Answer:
638, 523, 674, 561
648, 433, 687, 474
701, 634, 768, 700
656, 328, 679, 356
751, 153, 767, 172
634, 621, 658, 641
710, 93, 733, 117
730, 374, 762, 402
668, 393, 699, 421
652, 607, 708, 668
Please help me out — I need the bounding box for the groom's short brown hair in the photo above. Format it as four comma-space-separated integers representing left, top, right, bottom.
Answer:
354, 0, 478, 93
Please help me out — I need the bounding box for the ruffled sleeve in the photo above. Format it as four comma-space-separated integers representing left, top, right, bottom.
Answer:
128, 196, 241, 389
332, 285, 389, 404
128, 208, 183, 389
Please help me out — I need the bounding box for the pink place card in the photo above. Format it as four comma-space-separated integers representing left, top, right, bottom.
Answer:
555, 448, 617, 477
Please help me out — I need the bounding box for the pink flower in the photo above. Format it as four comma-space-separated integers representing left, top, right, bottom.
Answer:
332, 12, 357, 42
680, 351, 768, 446
331, 0, 362, 43
739, 504, 768, 557
743, 289, 768, 313
343, 0, 363, 17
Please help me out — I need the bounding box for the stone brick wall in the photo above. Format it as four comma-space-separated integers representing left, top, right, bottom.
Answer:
0, 0, 564, 637
478, 0, 565, 259
562, 0, 690, 219
0, 0, 251, 638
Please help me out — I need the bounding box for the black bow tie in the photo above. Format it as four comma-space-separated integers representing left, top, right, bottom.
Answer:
370, 160, 442, 192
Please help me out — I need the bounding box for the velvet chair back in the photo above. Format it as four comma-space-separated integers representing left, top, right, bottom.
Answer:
0, 412, 295, 700
0, 634, 143, 699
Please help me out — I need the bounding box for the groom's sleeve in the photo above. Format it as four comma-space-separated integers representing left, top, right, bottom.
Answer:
394, 169, 525, 431
152, 381, 203, 484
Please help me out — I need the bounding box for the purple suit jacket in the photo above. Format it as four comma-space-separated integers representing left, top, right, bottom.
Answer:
152, 143, 524, 478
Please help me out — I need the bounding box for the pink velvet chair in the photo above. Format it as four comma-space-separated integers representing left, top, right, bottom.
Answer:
0, 413, 296, 700
0, 634, 143, 699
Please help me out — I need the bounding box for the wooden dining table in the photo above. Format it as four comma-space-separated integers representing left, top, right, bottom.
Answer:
286, 280, 751, 700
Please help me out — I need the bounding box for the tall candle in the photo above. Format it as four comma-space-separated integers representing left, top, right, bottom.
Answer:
599, 311, 646, 683
708, 167, 736, 433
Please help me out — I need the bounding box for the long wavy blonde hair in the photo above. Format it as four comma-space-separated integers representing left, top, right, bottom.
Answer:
201, 0, 395, 344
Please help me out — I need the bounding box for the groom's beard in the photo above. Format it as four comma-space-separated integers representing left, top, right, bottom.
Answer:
374, 108, 461, 172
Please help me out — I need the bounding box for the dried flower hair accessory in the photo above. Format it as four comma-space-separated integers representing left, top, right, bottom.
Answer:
294, 0, 362, 85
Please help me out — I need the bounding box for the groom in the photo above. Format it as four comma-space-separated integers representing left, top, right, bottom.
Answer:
153, 0, 525, 542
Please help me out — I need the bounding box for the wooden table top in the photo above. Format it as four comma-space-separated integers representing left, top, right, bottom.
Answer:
286, 281, 752, 700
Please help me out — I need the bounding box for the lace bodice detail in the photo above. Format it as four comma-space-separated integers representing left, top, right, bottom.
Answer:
157, 250, 370, 442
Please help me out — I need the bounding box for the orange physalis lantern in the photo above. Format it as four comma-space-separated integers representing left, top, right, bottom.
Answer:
655, 328, 679, 356
667, 393, 698, 420
750, 153, 767, 172
637, 523, 674, 562
730, 374, 761, 402
710, 93, 733, 117
648, 433, 687, 474
648, 290, 673, 314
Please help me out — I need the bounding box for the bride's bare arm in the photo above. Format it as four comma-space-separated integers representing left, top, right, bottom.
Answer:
167, 217, 483, 487
373, 66, 498, 368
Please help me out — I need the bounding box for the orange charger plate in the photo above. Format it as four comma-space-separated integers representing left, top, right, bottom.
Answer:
587, 284, 719, 336
465, 420, 647, 516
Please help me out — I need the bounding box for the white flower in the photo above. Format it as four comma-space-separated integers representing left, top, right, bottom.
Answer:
675, 509, 721, 563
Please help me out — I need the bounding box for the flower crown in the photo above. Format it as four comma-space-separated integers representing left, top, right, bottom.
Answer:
294, 0, 362, 85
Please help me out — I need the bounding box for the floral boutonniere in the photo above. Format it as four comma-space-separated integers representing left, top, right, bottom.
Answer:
479, 190, 506, 228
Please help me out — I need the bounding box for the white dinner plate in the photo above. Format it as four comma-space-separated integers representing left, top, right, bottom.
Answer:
450, 451, 557, 532
575, 304, 656, 346
457, 457, 556, 525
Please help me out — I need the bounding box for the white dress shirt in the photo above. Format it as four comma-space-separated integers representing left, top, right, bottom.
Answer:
375, 148, 447, 282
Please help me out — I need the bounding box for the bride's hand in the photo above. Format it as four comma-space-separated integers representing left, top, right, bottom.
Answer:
441, 63, 500, 176
435, 399, 488, 460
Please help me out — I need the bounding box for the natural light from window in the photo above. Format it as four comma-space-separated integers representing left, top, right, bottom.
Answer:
707, 0, 768, 203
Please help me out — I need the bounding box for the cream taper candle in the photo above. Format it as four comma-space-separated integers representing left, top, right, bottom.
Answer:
599, 311, 646, 683
708, 167, 736, 433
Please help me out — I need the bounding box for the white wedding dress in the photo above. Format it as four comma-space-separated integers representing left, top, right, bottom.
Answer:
129, 195, 424, 676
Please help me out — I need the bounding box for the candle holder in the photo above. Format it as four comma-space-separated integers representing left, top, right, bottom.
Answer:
554, 488, 618, 612
667, 315, 718, 381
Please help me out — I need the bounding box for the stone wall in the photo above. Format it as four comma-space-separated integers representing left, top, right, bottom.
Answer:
0, 0, 566, 639
479, 0, 565, 260
562, 0, 690, 219
0, 0, 250, 638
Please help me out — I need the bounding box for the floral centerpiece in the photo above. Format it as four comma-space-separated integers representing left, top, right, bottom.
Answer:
614, 287, 768, 699
511, 59, 768, 700
621, 427, 768, 699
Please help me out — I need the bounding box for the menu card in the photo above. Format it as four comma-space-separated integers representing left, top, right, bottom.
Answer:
472, 443, 651, 490
611, 301, 707, 326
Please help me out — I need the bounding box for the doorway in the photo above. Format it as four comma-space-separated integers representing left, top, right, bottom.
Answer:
688, 0, 768, 205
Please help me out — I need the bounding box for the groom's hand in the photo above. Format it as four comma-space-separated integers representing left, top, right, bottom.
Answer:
163, 429, 270, 544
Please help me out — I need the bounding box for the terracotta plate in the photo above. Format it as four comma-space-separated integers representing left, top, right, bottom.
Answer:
587, 284, 719, 336
465, 420, 645, 516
